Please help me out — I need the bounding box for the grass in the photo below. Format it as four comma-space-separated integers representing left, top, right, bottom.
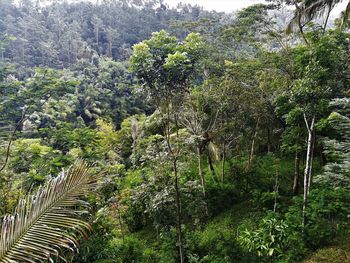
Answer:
304, 247, 350, 263
304, 226, 350, 263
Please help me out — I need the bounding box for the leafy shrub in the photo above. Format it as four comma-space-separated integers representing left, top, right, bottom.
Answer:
251, 190, 279, 211
81, 235, 159, 263
238, 214, 288, 262
104, 236, 144, 262
285, 188, 350, 250
186, 205, 259, 263
206, 183, 240, 215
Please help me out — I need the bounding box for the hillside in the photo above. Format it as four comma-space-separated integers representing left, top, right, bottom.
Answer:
0, 0, 350, 262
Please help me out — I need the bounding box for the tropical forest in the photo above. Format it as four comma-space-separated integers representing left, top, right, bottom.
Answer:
0, 0, 350, 262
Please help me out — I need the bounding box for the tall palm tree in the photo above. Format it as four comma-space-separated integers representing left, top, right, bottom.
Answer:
0, 160, 99, 263
287, 0, 350, 43
303, 0, 350, 29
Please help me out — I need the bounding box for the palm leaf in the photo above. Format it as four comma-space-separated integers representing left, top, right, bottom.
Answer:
286, 0, 347, 34
0, 160, 99, 263
304, 0, 336, 19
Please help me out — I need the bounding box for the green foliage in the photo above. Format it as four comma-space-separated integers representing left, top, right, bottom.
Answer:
2, 2, 350, 262
238, 215, 288, 260
315, 98, 350, 189
0, 0, 218, 66
186, 201, 261, 263
285, 188, 350, 250
205, 182, 240, 215
123, 173, 207, 232
221, 3, 278, 53
130, 30, 204, 102
78, 233, 160, 263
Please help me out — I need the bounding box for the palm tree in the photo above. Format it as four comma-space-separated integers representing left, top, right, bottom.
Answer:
0, 160, 99, 263
287, 0, 350, 43
302, 0, 350, 29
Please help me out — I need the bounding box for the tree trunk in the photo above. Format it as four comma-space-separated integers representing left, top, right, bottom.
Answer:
302, 114, 315, 231
170, 110, 185, 263
267, 127, 271, 153
295, 3, 309, 46
323, 7, 331, 33
109, 41, 112, 57
173, 158, 184, 263
207, 145, 216, 182
247, 121, 259, 171
307, 130, 315, 196
96, 27, 99, 47
273, 163, 279, 213
221, 143, 226, 183
22, 41, 25, 62
115, 202, 125, 242
197, 146, 205, 196
292, 151, 300, 195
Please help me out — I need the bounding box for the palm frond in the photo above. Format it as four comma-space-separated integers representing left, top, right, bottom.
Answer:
304, 0, 336, 19
286, 0, 347, 34
0, 160, 99, 263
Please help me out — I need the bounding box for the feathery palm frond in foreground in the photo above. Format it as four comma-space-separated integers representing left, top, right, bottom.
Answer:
0, 160, 99, 263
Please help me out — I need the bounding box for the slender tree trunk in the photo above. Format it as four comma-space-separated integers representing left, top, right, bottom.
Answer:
22, 41, 25, 63
197, 145, 205, 196
170, 109, 184, 263
273, 163, 279, 213
115, 201, 125, 242
173, 158, 184, 263
323, 7, 331, 33
159, 102, 184, 263
295, 3, 309, 46
247, 121, 259, 171
109, 41, 112, 57
307, 130, 315, 196
298, 17, 308, 45
207, 145, 216, 182
221, 143, 226, 183
302, 114, 315, 231
267, 127, 271, 153
292, 151, 300, 195
96, 27, 99, 47
247, 137, 255, 170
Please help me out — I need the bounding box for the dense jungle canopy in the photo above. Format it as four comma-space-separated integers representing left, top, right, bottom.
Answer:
1, 0, 350, 262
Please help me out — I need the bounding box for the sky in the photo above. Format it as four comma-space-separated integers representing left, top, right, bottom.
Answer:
164, 0, 266, 12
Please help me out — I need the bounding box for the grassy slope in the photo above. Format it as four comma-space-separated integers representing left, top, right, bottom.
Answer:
304, 235, 350, 263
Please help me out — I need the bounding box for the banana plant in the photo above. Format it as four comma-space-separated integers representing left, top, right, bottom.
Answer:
0, 160, 99, 263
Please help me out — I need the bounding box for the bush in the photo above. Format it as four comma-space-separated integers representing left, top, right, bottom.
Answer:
94, 236, 159, 263
104, 236, 144, 262
238, 214, 288, 262
285, 188, 350, 250
206, 183, 240, 215
186, 209, 259, 263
